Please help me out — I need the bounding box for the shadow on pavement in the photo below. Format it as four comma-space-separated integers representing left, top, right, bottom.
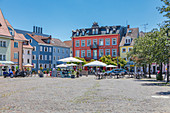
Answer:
156, 91, 170, 95
141, 82, 170, 86
134, 79, 158, 82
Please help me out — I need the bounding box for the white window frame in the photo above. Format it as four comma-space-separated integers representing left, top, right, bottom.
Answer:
49, 55, 51, 60
49, 47, 51, 52
33, 55, 36, 60
40, 46, 43, 51
112, 38, 117, 45
58, 48, 60, 53
14, 52, 18, 59
33, 46, 36, 51
33, 63, 36, 68
54, 56, 56, 60
44, 47, 48, 52
39, 55, 43, 60
54, 48, 56, 52
45, 55, 47, 60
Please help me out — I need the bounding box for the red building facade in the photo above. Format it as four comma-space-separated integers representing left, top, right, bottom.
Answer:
71, 22, 127, 61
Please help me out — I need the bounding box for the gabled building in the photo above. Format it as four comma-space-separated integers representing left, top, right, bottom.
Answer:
63, 40, 72, 57
25, 33, 53, 72
5, 20, 26, 71
51, 38, 70, 68
71, 22, 127, 61
119, 28, 139, 71
0, 10, 13, 75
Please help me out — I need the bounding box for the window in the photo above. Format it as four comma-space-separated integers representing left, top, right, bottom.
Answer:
76, 40, 80, 47
27, 50, 30, 55
3, 55, 6, 60
40, 46, 43, 51
87, 50, 91, 57
105, 38, 110, 45
32, 55, 36, 60
0, 41, 2, 47
58, 48, 60, 53
54, 48, 56, 52
14, 42, 18, 48
112, 49, 117, 57
54, 56, 56, 60
81, 50, 85, 58
81, 40, 85, 47
58, 56, 60, 60
62, 49, 64, 53
0, 55, 2, 60
39, 55, 43, 60
27, 59, 30, 63
105, 49, 110, 56
128, 48, 133, 52
49, 55, 51, 60
66, 50, 68, 54
3, 41, 6, 47
44, 47, 48, 52
93, 39, 97, 47
33, 46, 36, 51
44, 64, 47, 68
14, 52, 18, 59
29, 39, 32, 43
87, 40, 91, 46
76, 31, 79, 36
49, 64, 51, 68
49, 47, 51, 52
76, 50, 80, 57
92, 29, 95, 34
125, 37, 132, 44
82, 31, 85, 35
112, 38, 117, 45
99, 49, 104, 57
45, 55, 47, 60
106, 29, 109, 34
33, 63, 36, 68
39, 64, 43, 68
53, 64, 55, 68
96, 29, 98, 34
99, 39, 103, 46
122, 48, 126, 53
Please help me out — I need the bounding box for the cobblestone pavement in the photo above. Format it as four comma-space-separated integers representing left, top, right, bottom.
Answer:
0, 76, 170, 113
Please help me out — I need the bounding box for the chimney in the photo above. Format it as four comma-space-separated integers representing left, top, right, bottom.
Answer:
36, 26, 38, 33
41, 27, 42, 34
33, 26, 35, 33
127, 25, 130, 28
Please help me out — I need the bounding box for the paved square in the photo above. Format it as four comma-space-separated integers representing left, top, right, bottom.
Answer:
0, 76, 170, 113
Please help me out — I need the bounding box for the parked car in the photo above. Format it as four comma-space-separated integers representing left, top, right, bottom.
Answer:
106, 68, 128, 74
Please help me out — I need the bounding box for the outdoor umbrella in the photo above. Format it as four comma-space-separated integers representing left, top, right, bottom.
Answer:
56, 64, 68, 68
84, 61, 107, 67
66, 63, 78, 67
58, 57, 83, 63
23, 64, 33, 67
106, 65, 117, 68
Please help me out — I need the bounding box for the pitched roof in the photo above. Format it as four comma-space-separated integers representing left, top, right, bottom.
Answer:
63, 40, 72, 48
5, 19, 25, 41
27, 33, 51, 44
23, 44, 33, 49
120, 28, 139, 46
18, 33, 28, 41
0, 10, 11, 37
51, 38, 70, 48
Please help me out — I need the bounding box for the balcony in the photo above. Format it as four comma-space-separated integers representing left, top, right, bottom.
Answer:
90, 44, 99, 49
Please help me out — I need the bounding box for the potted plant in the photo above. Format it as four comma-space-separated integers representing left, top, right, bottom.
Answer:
47, 68, 49, 74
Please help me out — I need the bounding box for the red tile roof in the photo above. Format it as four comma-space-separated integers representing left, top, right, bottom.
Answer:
51, 38, 70, 48
0, 10, 11, 37
63, 40, 72, 48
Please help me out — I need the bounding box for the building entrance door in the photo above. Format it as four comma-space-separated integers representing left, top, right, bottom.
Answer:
93, 50, 97, 59
153, 66, 156, 74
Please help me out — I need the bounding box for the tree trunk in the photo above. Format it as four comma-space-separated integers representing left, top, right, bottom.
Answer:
149, 64, 151, 78
160, 62, 162, 77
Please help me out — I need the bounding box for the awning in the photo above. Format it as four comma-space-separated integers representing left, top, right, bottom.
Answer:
0, 61, 14, 65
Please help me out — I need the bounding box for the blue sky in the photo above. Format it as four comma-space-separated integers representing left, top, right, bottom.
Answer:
0, 0, 166, 41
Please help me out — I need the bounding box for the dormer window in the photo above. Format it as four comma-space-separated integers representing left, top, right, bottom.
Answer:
106, 29, 109, 34
92, 29, 95, 34
76, 31, 79, 36
125, 37, 132, 44
82, 31, 85, 36
8, 27, 14, 36
128, 30, 132, 33
96, 29, 98, 34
